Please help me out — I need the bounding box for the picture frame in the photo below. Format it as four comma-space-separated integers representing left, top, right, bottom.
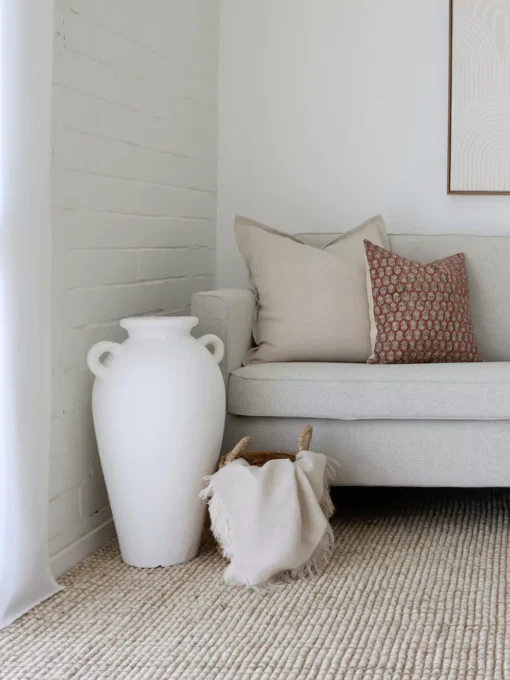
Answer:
448, 0, 510, 195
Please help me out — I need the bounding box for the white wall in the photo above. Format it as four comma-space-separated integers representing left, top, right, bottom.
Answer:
217, 0, 510, 288
50, 0, 219, 573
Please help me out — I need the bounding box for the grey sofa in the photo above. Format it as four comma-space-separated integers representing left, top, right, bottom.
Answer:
192, 233, 510, 487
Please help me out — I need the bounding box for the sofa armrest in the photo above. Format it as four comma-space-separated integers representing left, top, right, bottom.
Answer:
191, 289, 255, 381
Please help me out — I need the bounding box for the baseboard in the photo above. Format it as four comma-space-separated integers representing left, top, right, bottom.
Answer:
51, 520, 117, 578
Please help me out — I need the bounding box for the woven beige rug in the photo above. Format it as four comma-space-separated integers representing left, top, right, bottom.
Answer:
2, 489, 510, 679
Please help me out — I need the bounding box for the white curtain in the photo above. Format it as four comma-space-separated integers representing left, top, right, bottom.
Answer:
0, 0, 61, 629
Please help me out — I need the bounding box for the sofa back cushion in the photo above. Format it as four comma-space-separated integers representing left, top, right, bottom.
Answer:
299, 232, 510, 361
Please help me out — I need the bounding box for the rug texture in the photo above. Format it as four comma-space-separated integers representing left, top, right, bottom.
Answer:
1, 488, 510, 680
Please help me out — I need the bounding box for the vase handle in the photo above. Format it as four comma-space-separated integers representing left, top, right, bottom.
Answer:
87, 341, 122, 379
197, 334, 225, 365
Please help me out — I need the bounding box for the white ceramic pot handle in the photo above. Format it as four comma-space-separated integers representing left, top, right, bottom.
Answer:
197, 334, 225, 365
87, 341, 122, 379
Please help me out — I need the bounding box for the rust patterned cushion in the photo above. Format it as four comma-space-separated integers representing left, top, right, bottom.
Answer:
364, 240, 481, 364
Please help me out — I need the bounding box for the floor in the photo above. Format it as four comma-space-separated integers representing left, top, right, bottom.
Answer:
1, 488, 510, 679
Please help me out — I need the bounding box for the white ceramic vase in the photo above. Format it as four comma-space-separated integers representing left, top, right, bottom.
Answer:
87, 316, 225, 568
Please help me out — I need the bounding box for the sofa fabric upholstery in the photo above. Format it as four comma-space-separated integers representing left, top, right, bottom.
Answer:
192, 231, 510, 487
191, 289, 255, 382
228, 362, 510, 421
225, 416, 510, 487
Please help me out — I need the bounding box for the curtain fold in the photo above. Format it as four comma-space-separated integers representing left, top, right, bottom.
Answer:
0, 0, 61, 629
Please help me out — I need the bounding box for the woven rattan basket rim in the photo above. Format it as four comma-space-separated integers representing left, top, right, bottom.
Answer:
219, 425, 313, 468
218, 451, 296, 469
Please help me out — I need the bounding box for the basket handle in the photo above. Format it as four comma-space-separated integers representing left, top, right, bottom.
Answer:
223, 436, 252, 465
297, 425, 313, 451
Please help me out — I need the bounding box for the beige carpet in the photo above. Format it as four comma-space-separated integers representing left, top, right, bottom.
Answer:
2, 489, 510, 680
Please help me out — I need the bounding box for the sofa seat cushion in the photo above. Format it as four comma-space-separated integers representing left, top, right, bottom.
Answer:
228, 362, 510, 420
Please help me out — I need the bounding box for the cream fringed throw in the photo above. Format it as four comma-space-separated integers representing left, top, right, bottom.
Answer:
200, 452, 336, 590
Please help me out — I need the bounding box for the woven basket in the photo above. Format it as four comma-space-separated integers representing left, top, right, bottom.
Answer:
219, 425, 314, 469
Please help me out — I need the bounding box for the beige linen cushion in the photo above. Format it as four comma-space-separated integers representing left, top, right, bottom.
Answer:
235, 215, 390, 364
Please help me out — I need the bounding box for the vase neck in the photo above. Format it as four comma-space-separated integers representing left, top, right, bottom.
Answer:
120, 316, 198, 340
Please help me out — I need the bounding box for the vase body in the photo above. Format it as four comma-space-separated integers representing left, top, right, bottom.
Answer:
87, 317, 225, 568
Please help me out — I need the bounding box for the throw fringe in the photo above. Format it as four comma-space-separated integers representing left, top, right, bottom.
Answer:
200, 476, 234, 560
224, 523, 336, 594
319, 458, 338, 520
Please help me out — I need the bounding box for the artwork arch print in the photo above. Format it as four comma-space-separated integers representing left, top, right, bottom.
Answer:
448, 0, 510, 195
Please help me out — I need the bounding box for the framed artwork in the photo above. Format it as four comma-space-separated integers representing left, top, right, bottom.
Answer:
448, 0, 510, 194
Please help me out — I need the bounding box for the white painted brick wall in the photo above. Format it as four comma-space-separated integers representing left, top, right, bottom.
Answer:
50, 0, 219, 562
